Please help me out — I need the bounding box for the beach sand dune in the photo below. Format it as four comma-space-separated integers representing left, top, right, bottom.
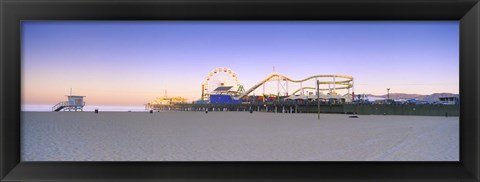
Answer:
21, 112, 458, 161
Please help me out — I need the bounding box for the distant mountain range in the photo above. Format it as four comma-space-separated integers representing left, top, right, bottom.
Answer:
365, 93, 459, 101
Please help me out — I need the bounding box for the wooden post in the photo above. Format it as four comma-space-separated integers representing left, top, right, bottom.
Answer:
317, 80, 320, 120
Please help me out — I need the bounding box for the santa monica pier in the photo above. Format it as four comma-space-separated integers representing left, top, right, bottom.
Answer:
145, 67, 459, 116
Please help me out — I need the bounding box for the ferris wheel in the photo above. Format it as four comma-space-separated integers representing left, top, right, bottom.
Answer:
202, 67, 241, 100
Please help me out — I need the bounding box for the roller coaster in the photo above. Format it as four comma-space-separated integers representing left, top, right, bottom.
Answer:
200, 67, 354, 104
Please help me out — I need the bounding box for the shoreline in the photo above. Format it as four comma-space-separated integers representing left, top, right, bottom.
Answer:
21, 110, 460, 117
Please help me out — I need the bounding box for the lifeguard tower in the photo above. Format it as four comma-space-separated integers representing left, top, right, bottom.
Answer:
52, 94, 86, 112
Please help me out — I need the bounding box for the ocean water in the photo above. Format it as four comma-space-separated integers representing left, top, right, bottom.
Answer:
23, 104, 147, 112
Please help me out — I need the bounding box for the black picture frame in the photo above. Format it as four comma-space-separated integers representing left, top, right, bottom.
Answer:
1, 0, 479, 181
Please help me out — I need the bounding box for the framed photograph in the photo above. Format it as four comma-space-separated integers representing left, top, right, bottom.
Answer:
1, 0, 479, 181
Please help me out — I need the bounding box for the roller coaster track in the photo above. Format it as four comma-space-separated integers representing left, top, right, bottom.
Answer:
233, 73, 353, 100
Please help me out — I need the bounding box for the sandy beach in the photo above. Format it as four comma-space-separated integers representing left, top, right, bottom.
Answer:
21, 111, 459, 161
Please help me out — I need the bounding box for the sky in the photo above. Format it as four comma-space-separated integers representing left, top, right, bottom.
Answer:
21, 21, 459, 108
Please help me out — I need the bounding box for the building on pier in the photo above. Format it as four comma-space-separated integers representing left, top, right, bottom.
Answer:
145, 96, 188, 110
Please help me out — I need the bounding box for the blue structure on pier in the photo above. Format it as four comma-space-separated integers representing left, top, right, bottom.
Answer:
210, 95, 242, 104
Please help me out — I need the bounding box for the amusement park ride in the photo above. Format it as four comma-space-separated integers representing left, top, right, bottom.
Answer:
199, 67, 354, 104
